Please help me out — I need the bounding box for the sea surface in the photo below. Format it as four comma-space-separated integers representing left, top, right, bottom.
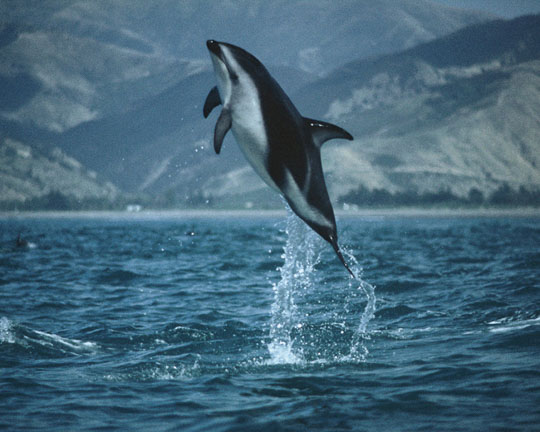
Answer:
1, 211, 539, 431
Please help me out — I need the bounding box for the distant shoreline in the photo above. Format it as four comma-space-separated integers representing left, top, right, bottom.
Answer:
1, 207, 538, 220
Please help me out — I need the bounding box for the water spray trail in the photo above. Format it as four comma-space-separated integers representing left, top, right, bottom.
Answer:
268, 207, 376, 363
344, 248, 377, 359
268, 208, 319, 364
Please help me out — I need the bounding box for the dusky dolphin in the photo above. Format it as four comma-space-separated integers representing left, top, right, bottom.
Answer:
203, 40, 355, 277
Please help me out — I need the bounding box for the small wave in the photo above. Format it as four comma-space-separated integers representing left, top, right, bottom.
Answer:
30, 330, 99, 353
104, 357, 201, 382
487, 316, 540, 334
483, 315, 540, 351
0, 316, 99, 356
376, 304, 417, 320
164, 324, 213, 341
370, 326, 436, 340
95, 269, 143, 285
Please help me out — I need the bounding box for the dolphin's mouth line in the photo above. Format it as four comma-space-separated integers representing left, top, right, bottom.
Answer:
207, 40, 238, 92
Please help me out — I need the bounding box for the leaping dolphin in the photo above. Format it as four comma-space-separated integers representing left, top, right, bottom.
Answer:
203, 40, 355, 277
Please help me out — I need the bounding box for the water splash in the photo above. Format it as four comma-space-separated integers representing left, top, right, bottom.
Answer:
342, 248, 377, 360
0, 316, 15, 344
267, 208, 376, 364
267, 210, 320, 364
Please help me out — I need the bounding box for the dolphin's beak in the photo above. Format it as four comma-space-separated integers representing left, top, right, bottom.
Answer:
207, 40, 228, 73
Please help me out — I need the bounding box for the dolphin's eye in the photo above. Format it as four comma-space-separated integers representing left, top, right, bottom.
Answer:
230, 72, 239, 84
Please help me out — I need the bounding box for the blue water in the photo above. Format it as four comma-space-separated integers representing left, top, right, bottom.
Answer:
1, 212, 539, 431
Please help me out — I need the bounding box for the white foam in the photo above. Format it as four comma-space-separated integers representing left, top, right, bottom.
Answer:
32, 329, 99, 352
267, 340, 304, 365
487, 316, 540, 334
0, 317, 15, 344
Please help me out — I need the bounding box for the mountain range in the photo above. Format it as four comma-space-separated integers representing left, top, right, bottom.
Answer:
297, 14, 540, 203
2, 1, 538, 209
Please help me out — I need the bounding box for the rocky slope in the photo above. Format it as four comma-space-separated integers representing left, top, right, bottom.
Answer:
304, 14, 540, 201
0, 137, 118, 209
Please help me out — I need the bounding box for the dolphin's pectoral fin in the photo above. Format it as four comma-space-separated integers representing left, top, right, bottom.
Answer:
214, 108, 232, 154
203, 86, 222, 118
304, 117, 354, 148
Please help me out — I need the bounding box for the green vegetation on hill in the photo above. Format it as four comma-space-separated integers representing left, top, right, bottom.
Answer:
340, 184, 540, 208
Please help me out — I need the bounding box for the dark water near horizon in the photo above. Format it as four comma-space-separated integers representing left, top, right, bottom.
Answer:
1, 213, 539, 431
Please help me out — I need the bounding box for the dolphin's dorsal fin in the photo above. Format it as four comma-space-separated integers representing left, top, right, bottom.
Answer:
304, 118, 353, 148
203, 86, 222, 118
214, 107, 232, 154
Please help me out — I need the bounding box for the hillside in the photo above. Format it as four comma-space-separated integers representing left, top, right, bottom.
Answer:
0, 0, 494, 208
10, 2, 540, 209
0, 137, 118, 210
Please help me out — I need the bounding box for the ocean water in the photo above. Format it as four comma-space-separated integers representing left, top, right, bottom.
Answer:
1, 211, 539, 431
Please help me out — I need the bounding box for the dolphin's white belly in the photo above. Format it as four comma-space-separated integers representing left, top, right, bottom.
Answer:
231, 101, 331, 231
230, 95, 279, 192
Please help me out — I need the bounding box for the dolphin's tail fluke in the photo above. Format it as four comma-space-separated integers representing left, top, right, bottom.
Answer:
330, 238, 356, 279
